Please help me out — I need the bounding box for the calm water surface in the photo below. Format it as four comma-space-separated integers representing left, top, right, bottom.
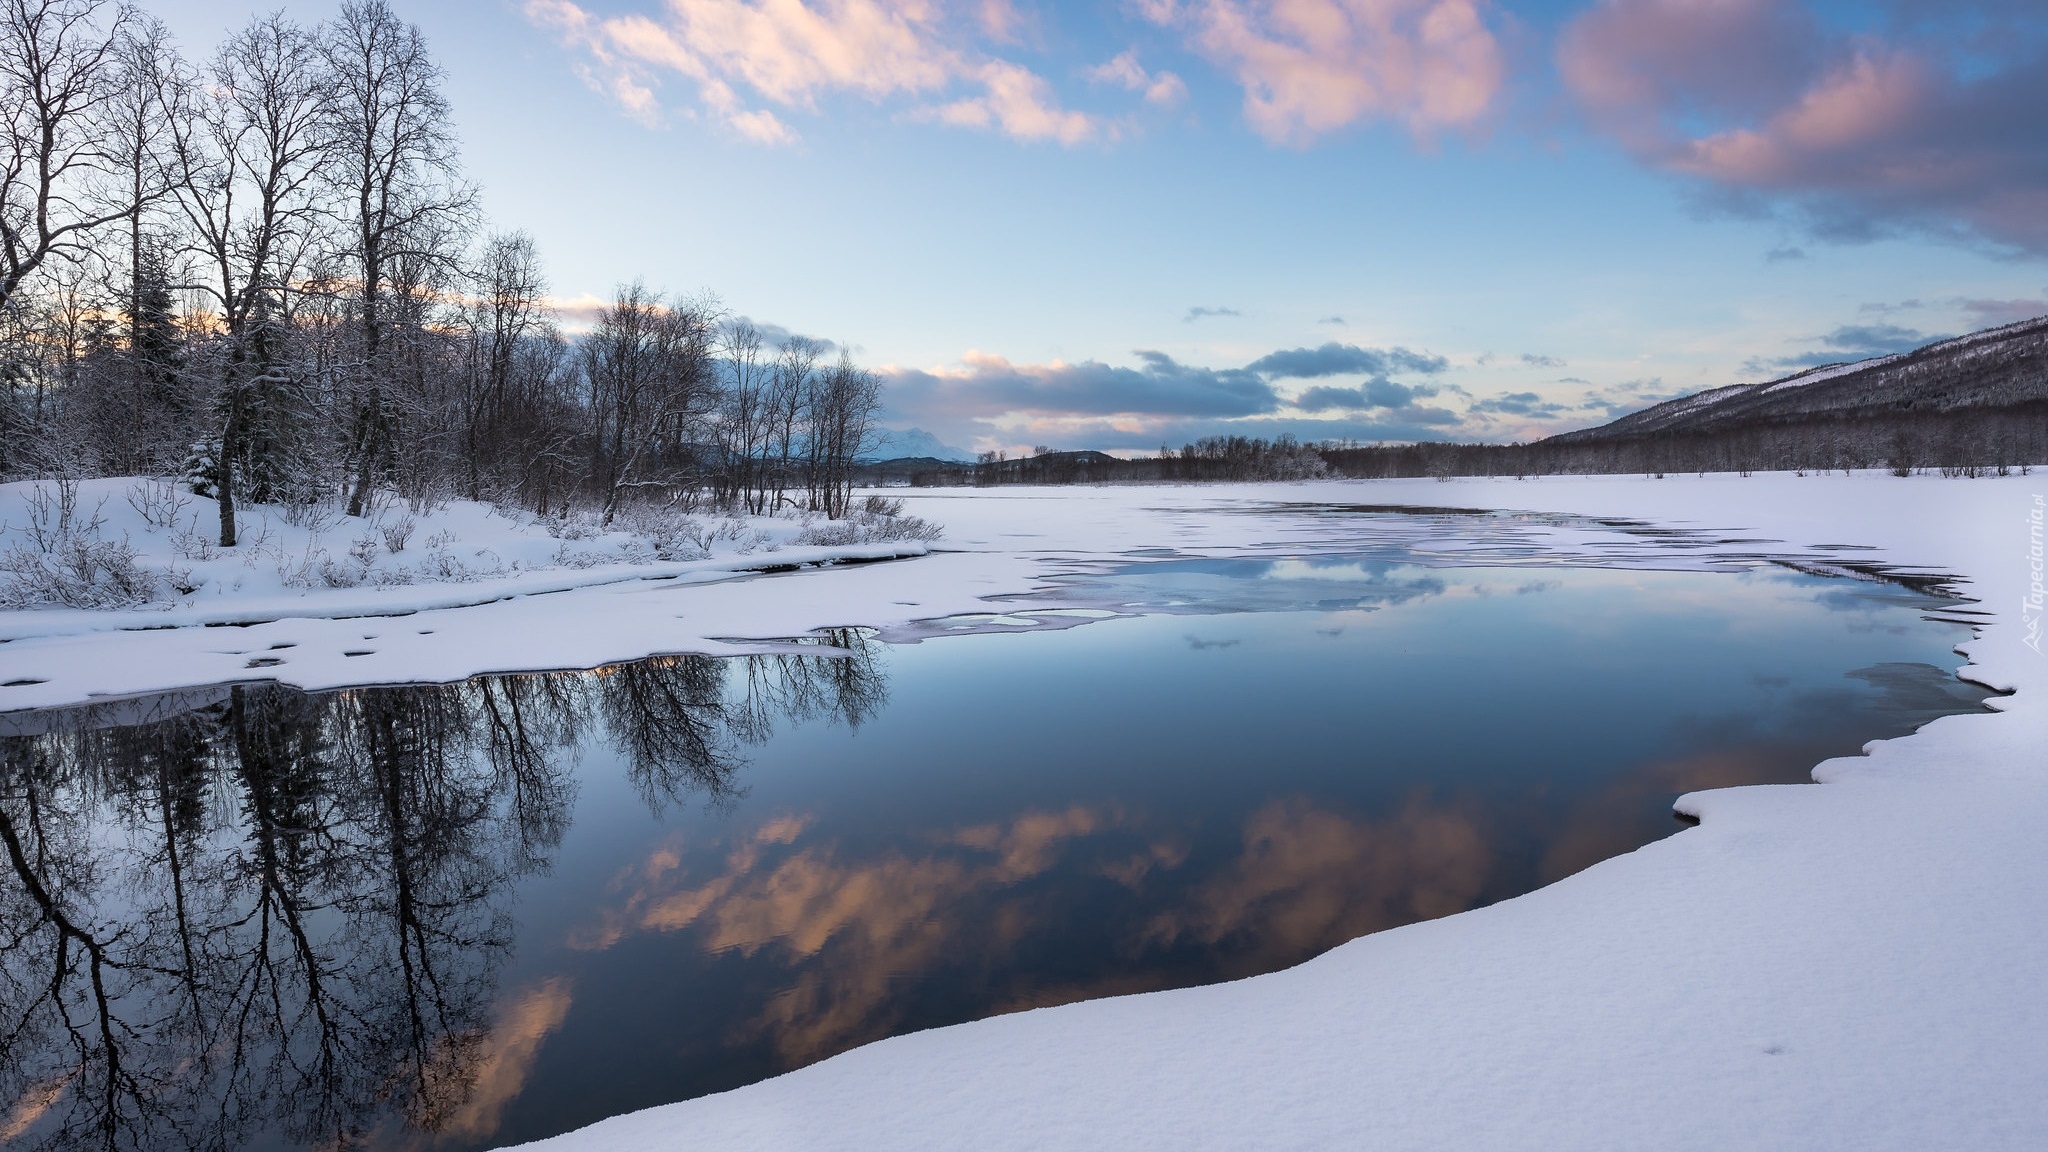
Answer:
0, 553, 1991, 1151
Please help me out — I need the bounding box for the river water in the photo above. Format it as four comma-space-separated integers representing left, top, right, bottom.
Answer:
0, 544, 1992, 1151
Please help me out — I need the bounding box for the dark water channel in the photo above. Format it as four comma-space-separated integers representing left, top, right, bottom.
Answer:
0, 554, 1992, 1151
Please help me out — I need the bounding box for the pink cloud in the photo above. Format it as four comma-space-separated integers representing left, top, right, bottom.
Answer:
1088, 50, 1189, 109
1673, 50, 1937, 182
1559, 0, 2048, 253
1144, 0, 1505, 145
929, 61, 1100, 144
1557, 0, 1818, 151
524, 0, 1102, 146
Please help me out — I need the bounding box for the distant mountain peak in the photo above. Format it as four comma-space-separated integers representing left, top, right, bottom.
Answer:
862, 427, 975, 464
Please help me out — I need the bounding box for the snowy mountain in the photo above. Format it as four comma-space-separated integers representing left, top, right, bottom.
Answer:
1550, 313, 2048, 444
862, 427, 976, 463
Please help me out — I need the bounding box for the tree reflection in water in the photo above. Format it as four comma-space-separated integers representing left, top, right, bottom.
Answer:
0, 629, 885, 1151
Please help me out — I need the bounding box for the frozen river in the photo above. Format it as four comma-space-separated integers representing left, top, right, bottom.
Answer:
0, 541, 1993, 1150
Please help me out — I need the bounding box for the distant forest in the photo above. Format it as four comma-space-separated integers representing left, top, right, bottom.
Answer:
1, 0, 886, 544
903, 328, 2048, 487
902, 405, 2045, 488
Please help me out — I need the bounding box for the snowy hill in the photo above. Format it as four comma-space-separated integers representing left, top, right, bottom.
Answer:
862, 427, 975, 464
1550, 313, 2048, 443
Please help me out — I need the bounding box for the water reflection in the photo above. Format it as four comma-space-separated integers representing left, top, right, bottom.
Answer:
0, 632, 881, 1152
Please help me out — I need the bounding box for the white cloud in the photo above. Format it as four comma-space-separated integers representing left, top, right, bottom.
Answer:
1142, 0, 1504, 145
1088, 49, 1189, 108
525, 0, 1102, 146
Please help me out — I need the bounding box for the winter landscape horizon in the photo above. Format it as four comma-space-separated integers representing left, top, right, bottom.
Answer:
2, 1, 2046, 1150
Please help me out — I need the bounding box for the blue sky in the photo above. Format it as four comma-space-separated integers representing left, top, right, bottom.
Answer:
146, 0, 2048, 455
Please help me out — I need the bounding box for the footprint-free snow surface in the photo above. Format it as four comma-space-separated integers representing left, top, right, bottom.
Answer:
1, 473, 2033, 1151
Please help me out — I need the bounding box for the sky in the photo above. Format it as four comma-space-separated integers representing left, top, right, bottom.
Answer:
143, 0, 2048, 456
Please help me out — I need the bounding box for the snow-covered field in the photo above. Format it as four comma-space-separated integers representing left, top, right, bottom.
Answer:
0, 478, 938, 710
7, 471, 2045, 1149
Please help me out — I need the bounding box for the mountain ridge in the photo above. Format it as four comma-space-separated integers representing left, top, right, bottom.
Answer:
1549, 314, 2048, 444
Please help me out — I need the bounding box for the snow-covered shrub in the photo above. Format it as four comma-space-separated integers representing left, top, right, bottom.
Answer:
348, 533, 380, 566
278, 498, 341, 532
318, 555, 365, 588
169, 522, 218, 562
381, 513, 417, 553
615, 505, 712, 561
17, 477, 102, 551
792, 496, 944, 546
706, 517, 775, 555
0, 480, 166, 608
789, 520, 858, 547
547, 511, 604, 541
0, 535, 159, 609
276, 543, 328, 589
549, 543, 618, 569
416, 532, 503, 582
125, 478, 191, 529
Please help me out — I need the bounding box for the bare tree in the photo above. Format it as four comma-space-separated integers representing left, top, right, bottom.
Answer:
174, 12, 329, 544
99, 15, 186, 470
712, 318, 767, 511
767, 334, 820, 513
808, 348, 879, 517
461, 230, 553, 501
582, 282, 717, 523
0, 0, 130, 314
320, 0, 472, 518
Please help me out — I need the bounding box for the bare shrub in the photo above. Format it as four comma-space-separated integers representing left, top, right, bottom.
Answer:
380, 513, 417, 553
278, 498, 342, 532
547, 511, 604, 541
615, 504, 711, 561
793, 497, 944, 546
549, 544, 618, 569
125, 479, 192, 529
318, 556, 365, 587
18, 478, 106, 552
170, 522, 219, 562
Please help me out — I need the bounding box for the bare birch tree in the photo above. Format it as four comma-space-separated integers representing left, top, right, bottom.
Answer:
320, 0, 472, 518
174, 12, 329, 544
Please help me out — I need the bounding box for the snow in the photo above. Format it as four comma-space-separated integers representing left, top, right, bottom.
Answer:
6, 471, 2046, 1149
1759, 353, 1899, 392
1755, 313, 2046, 394
0, 479, 934, 708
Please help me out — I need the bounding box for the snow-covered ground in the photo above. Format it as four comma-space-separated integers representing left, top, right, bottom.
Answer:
7, 471, 2045, 1149
0, 478, 938, 709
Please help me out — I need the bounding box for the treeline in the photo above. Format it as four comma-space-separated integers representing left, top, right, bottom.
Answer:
907, 408, 2044, 488
0, 0, 882, 547
908, 435, 1331, 486
1321, 406, 2048, 480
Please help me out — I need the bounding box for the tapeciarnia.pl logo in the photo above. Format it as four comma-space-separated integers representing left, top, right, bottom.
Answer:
2025, 494, 2044, 655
